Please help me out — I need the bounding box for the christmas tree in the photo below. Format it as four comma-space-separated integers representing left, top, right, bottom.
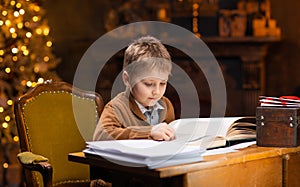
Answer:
0, 0, 60, 185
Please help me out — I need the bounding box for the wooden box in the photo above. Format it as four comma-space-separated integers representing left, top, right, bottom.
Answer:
256, 107, 300, 147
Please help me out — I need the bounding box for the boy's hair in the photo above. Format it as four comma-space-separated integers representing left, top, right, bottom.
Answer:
123, 36, 172, 78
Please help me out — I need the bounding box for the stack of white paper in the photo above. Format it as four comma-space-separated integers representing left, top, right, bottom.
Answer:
84, 139, 205, 169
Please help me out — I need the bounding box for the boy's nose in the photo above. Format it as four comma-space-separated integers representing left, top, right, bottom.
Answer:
152, 86, 160, 95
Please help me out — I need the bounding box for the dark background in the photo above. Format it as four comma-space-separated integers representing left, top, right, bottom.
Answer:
42, 0, 300, 116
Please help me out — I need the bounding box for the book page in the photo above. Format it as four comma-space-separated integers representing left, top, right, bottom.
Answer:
170, 117, 255, 148
170, 117, 249, 140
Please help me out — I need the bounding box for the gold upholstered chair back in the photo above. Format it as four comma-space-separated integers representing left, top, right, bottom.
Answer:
14, 80, 104, 187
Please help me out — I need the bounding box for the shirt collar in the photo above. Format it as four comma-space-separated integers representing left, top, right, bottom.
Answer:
135, 100, 164, 114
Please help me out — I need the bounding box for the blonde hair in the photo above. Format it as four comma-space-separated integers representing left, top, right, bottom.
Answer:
123, 36, 172, 77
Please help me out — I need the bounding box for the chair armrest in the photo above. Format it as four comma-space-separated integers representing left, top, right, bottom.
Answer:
17, 152, 53, 187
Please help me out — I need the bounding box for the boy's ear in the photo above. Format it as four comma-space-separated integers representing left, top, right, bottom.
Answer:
122, 71, 130, 87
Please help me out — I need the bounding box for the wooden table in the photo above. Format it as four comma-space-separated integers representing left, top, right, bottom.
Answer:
68, 145, 300, 187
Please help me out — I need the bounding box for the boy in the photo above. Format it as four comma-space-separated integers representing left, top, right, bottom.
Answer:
93, 36, 176, 141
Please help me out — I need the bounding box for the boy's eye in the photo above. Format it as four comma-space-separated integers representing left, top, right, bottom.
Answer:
160, 82, 166, 86
144, 82, 153, 86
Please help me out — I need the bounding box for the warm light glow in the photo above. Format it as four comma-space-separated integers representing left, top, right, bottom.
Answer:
5, 116, 10, 122
10, 1, 16, 6
5, 20, 11, 26
43, 27, 50, 35
38, 78, 44, 83
43, 56, 49, 62
0, 58, 3, 63
7, 100, 13, 105
16, 3, 22, 8
13, 136, 19, 142
21, 46, 27, 51
46, 41, 52, 47
34, 5, 41, 12
5, 67, 11, 73
0, 107, 3, 113
26, 81, 32, 87
12, 33, 17, 38
11, 47, 18, 54
26, 32, 32, 38
32, 82, 37, 87
19, 9, 25, 15
34, 66, 39, 73
3, 163, 8, 169
12, 56, 18, 61
32, 16, 39, 22
24, 21, 30, 27
2, 11, 8, 16
0, 20, 3, 26
36, 28, 42, 35
2, 122, 8, 129
17, 22, 23, 29
20, 66, 25, 71
0, 50, 4, 56
23, 50, 29, 56
13, 11, 19, 17
9, 27, 16, 33
21, 80, 26, 86
193, 3, 199, 9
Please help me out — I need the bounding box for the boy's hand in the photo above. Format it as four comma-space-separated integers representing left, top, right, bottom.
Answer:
150, 122, 175, 141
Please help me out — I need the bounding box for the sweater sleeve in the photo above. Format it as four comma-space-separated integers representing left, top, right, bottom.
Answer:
93, 103, 152, 141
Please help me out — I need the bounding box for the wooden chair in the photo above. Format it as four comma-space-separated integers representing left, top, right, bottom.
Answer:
14, 80, 109, 187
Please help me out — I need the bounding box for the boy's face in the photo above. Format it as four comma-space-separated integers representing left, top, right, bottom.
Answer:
126, 70, 169, 107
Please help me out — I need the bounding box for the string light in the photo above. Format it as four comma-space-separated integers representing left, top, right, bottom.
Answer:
43, 27, 50, 35
10, 1, 16, 6
13, 136, 19, 142
16, 3, 22, 8
2, 10, 8, 16
25, 32, 32, 38
2, 122, 8, 129
17, 22, 23, 29
43, 56, 49, 62
5, 116, 10, 122
26, 81, 32, 87
0, 0, 61, 174
46, 41, 52, 47
33, 5, 40, 12
3, 163, 8, 169
32, 16, 39, 22
19, 9, 25, 15
11, 47, 18, 54
192, 2, 201, 38
36, 28, 42, 35
7, 100, 13, 106
5, 20, 11, 26
38, 78, 44, 83
5, 67, 11, 73
12, 33, 17, 38
13, 11, 19, 17
19, 66, 25, 71
9, 27, 16, 33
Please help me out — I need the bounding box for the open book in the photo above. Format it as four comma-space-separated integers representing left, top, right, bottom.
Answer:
170, 117, 256, 149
